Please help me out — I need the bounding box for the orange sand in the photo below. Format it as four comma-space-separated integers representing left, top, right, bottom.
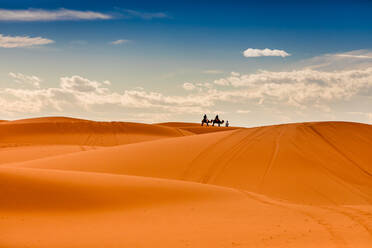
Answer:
0, 117, 371, 247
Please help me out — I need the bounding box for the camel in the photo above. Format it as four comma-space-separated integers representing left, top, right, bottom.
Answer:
211, 119, 224, 127
201, 119, 211, 126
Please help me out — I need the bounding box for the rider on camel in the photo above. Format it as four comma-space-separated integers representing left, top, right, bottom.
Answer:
214, 115, 220, 122
201, 114, 209, 126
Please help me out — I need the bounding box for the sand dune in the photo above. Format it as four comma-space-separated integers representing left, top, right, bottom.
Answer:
156, 121, 203, 127
0, 145, 100, 165
0, 117, 191, 147
1, 118, 371, 247
12, 121, 372, 205
157, 121, 241, 134
1, 165, 371, 248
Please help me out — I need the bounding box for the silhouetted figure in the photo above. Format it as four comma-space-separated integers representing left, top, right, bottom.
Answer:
226, 120, 229, 127
212, 114, 224, 127
201, 114, 210, 126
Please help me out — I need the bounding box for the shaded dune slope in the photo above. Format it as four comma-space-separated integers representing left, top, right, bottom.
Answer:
0, 117, 192, 147
12, 121, 372, 205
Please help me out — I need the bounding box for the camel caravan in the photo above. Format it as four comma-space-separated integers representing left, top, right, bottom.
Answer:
201, 114, 229, 127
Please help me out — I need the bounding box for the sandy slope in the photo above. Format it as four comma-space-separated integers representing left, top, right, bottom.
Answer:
1, 165, 371, 248
1, 118, 372, 247
156, 121, 241, 134
0, 145, 100, 165
14, 121, 372, 205
0, 117, 191, 165
0, 117, 191, 147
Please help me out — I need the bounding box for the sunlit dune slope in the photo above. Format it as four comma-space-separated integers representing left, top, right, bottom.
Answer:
179, 125, 241, 134
0, 117, 192, 147
156, 121, 241, 134
0, 145, 99, 165
12, 121, 372, 205
156, 122, 202, 127
2, 165, 370, 248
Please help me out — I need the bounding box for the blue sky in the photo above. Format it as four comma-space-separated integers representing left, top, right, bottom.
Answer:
0, 0, 371, 126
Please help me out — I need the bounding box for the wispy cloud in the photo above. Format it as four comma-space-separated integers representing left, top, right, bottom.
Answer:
298, 50, 372, 70
182, 82, 196, 91
203, 70, 224, 74
0, 34, 54, 48
9, 72, 42, 88
123, 9, 168, 20
110, 39, 130, 45
0, 8, 112, 21
335, 54, 372, 59
243, 48, 290, 58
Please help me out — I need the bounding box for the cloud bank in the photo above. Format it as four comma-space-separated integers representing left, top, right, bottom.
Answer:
0, 34, 54, 48
243, 48, 290, 58
1, 67, 371, 119
1, 51, 371, 124
0, 8, 112, 21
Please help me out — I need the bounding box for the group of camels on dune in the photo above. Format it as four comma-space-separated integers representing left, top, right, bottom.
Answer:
201, 114, 229, 127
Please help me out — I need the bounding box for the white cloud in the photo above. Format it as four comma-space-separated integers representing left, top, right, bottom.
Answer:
203, 70, 224, 74
243, 48, 290, 58
0, 8, 111, 21
0, 34, 54, 48
1, 60, 372, 124
335, 54, 372, 59
9, 72, 41, 88
60, 75, 109, 93
182, 82, 196, 91
123, 9, 167, 20
209, 68, 372, 110
214, 78, 230, 86
0, 75, 210, 117
110, 39, 130, 45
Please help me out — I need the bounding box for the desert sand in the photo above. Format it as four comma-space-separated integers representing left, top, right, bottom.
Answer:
0, 117, 371, 247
